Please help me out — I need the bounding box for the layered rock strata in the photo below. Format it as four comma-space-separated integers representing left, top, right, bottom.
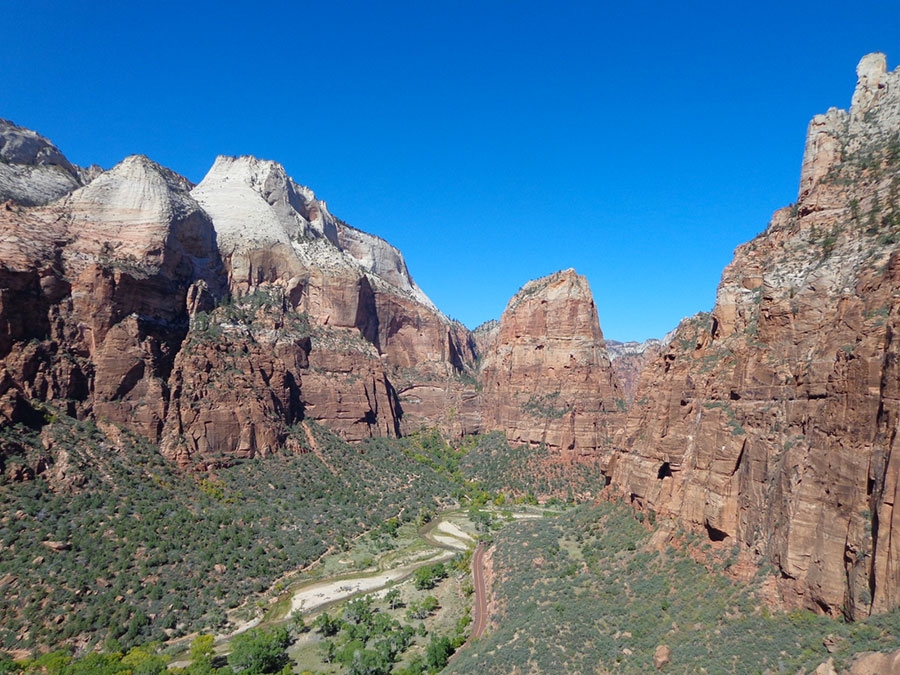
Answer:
480, 269, 623, 454
0, 138, 477, 466
609, 53, 900, 618
190, 155, 477, 440
0, 119, 91, 206
0, 154, 222, 445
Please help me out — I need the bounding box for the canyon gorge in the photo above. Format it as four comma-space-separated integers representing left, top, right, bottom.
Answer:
2, 51, 900, 642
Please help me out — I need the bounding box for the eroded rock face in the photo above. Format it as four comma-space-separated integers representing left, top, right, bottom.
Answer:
480, 269, 623, 454
191, 155, 478, 435
157, 288, 307, 466
0, 154, 222, 444
0, 119, 88, 206
609, 53, 900, 618
607, 338, 664, 403
0, 136, 477, 464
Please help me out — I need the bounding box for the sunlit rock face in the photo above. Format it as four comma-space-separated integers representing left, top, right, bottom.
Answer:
0, 135, 479, 466
611, 53, 900, 618
0, 119, 90, 206
0, 153, 222, 444
479, 269, 624, 455
190, 155, 478, 441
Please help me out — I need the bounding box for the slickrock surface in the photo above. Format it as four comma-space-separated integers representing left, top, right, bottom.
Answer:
480, 269, 623, 454
608, 53, 900, 617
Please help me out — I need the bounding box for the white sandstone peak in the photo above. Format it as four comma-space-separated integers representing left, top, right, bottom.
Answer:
0, 119, 83, 205
192, 154, 440, 313
68, 154, 197, 227
192, 156, 313, 253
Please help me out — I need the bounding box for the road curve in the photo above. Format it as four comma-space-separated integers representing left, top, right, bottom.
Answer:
470, 543, 488, 640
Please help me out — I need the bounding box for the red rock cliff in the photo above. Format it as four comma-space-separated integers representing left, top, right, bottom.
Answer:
480, 269, 623, 454
0, 145, 476, 465
0, 155, 221, 444
609, 53, 900, 618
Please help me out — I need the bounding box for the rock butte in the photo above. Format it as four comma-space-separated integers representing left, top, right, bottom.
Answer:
1, 53, 900, 619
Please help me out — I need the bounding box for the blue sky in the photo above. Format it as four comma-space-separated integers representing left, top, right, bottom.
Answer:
3, 2, 899, 341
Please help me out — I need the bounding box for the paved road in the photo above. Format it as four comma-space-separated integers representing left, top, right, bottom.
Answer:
470, 543, 488, 640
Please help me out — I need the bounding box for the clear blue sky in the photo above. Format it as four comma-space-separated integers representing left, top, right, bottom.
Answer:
3, 2, 899, 341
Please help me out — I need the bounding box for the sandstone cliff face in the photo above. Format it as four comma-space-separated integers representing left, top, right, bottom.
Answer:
0, 134, 476, 466
480, 269, 623, 454
190, 156, 477, 437
160, 289, 306, 466
0, 154, 222, 446
610, 53, 900, 618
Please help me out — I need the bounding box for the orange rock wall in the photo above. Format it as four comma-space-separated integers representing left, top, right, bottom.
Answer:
480, 269, 623, 454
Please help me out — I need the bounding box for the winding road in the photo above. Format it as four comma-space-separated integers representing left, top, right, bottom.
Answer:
470, 543, 488, 640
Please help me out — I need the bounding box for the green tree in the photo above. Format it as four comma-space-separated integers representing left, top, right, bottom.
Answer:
313, 611, 342, 637
413, 562, 447, 590
227, 626, 291, 674
384, 588, 402, 610
0, 653, 18, 675
121, 646, 167, 675
189, 634, 216, 662
425, 635, 454, 672
347, 648, 391, 675
288, 609, 307, 634
343, 596, 374, 625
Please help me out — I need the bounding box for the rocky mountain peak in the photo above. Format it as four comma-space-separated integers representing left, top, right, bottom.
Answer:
800, 53, 900, 202
63, 154, 216, 278
851, 52, 889, 119
191, 155, 331, 254
506, 268, 583, 311
191, 154, 438, 314
480, 268, 622, 454
0, 118, 75, 170
614, 52, 900, 619
0, 119, 84, 206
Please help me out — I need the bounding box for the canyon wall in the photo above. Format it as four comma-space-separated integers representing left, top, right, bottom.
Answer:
607, 53, 900, 618
4, 54, 900, 620
0, 130, 477, 469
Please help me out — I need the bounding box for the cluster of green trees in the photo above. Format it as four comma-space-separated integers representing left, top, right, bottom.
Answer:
309, 592, 463, 675
0, 627, 293, 675
412, 563, 448, 590
3, 418, 564, 655
459, 432, 605, 500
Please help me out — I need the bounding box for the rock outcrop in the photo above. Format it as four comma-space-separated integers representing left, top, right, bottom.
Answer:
480, 269, 623, 454
607, 338, 664, 402
189, 155, 477, 440
608, 53, 900, 618
0, 119, 88, 206
0, 135, 477, 466
0, 153, 222, 445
